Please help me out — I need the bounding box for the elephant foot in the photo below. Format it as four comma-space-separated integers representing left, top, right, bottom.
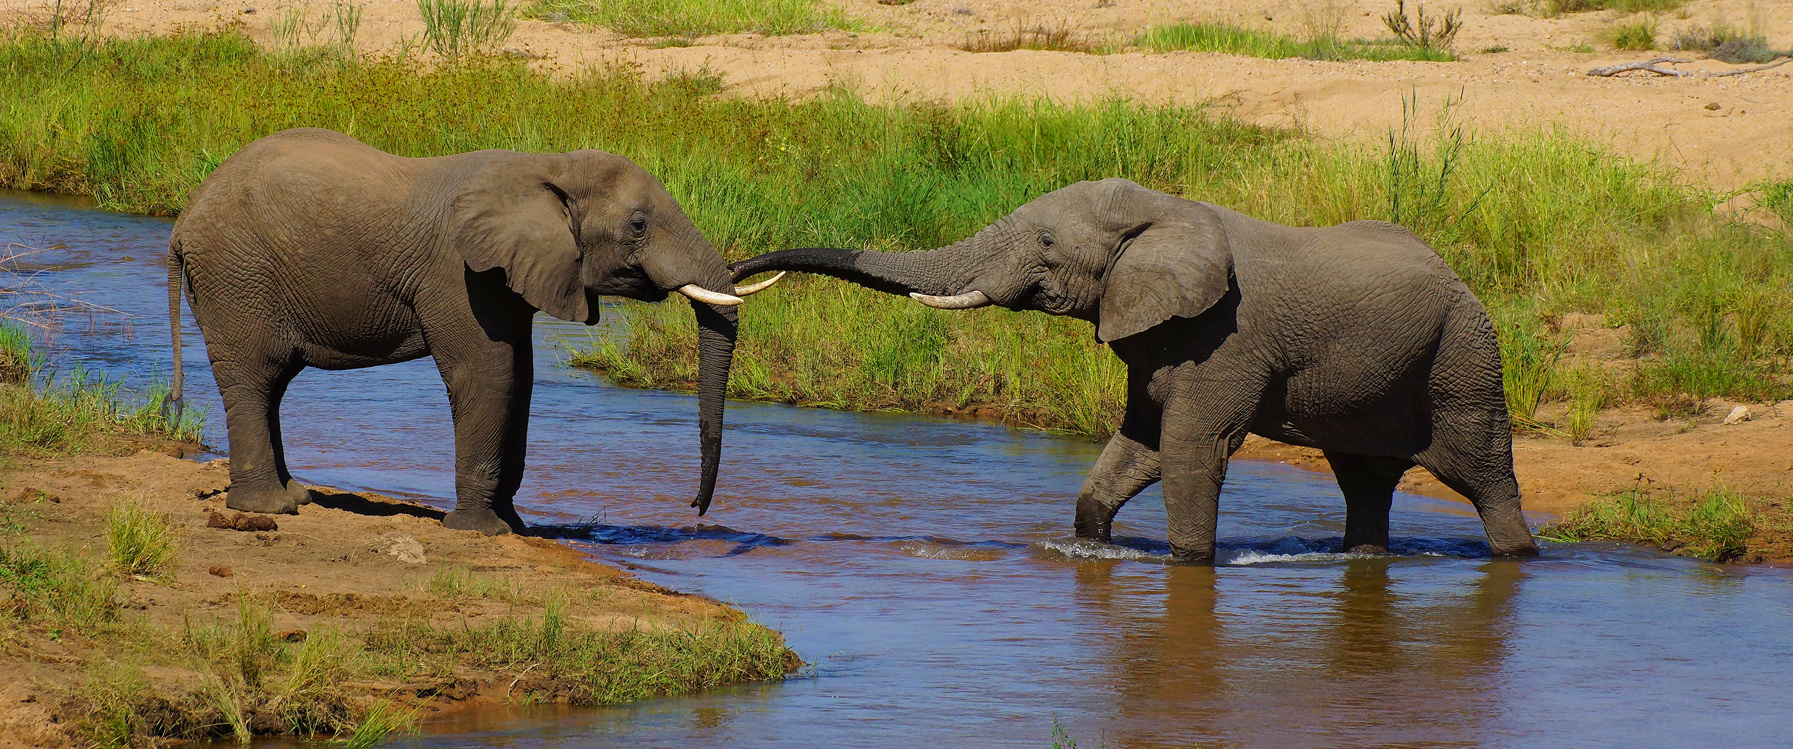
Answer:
1345, 543, 1391, 555
1489, 539, 1540, 557
226, 483, 301, 515
285, 480, 315, 507
443, 507, 517, 536
1073, 498, 1117, 543
1168, 544, 1216, 566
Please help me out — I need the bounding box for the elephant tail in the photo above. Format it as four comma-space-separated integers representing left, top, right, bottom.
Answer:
166, 241, 185, 423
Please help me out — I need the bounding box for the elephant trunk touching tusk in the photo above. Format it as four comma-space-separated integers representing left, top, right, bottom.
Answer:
909, 290, 992, 309
733, 271, 785, 297
678, 284, 744, 306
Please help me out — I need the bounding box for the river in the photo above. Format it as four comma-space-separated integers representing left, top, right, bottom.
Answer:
6, 190, 1791, 747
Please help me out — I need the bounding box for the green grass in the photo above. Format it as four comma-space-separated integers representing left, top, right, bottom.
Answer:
525, 0, 849, 37
0, 324, 202, 456
417, 0, 519, 60
44, 571, 790, 744
1136, 22, 1457, 61
1542, 0, 1683, 16
0, 540, 121, 635
103, 499, 178, 580
1539, 488, 1759, 561
1, 31, 1790, 439
1606, 17, 1658, 51
0, 323, 30, 382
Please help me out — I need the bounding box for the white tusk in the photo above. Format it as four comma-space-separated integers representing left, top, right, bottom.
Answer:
733, 271, 786, 297
678, 284, 744, 306
909, 290, 992, 310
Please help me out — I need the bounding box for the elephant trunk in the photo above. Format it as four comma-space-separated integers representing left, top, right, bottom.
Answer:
729, 236, 985, 297
690, 299, 736, 515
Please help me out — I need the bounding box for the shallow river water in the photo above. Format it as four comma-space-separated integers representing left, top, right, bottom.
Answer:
8, 191, 1793, 747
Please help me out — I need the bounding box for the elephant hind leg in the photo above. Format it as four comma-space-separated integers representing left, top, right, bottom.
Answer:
1323, 451, 1414, 554
219, 351, 307, 515
1413, 410, 1539, 557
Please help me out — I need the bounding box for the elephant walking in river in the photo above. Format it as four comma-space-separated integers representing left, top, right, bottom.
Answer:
730, 178, 1537, 562
168, 128, 780, 533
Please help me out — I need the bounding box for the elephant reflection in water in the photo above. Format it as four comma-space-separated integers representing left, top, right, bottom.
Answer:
1069, 560, 1524, 747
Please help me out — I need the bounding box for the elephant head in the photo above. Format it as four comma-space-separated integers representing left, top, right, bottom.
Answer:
728, 178, 1225, 342
452, 150, 783, 514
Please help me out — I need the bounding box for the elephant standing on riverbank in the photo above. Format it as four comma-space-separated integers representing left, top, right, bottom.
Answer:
729, 178, 1537, 562
169, 128, 780, 533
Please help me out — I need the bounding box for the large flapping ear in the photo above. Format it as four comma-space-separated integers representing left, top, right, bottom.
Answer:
451, 155, 591, 323
1097, 203, 1233, 343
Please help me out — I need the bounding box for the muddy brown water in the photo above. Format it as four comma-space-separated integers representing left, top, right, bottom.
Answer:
8, 190, 1793, 747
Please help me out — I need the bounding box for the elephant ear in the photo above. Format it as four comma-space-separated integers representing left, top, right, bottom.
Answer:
1097, 206, 1233, 343
451, 157, 591, 323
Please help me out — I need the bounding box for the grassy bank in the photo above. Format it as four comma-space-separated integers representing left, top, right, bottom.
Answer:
0, 322, 199, 458
1538, 488, 1792, 563
1, 493, 791, 745
2, 31, 1791, 440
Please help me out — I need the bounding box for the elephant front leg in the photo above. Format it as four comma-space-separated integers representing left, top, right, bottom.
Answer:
437, 354, 532, 536
1074, 399, 1162, 543
1158, 382, 1262, 564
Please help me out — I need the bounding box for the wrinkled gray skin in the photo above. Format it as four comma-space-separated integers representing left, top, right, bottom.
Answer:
731, 178, 1538, 562
169, 128, 739, 534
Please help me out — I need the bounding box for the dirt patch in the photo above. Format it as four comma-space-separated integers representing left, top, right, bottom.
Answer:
38, 0, 1793, 190
0, 443, 784, 745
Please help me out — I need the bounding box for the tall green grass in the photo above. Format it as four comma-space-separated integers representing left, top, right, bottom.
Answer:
1137, 22, 1457, 61
0, 31, 1788, 438
525, 0, 849, 37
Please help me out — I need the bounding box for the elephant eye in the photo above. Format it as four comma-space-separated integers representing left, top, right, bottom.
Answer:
1038, 230, 1055, 249
627, 213, 648, 236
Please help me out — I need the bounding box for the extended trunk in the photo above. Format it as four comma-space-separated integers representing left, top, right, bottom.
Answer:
728, 239, 984, 297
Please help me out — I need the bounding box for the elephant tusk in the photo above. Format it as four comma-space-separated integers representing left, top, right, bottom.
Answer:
678, 284, 744, 306
733, 271, 786, 297
909, 290, 992, 310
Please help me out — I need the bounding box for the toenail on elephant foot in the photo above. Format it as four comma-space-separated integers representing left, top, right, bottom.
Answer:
285, 480, 315, 507
443, 509, 515, 536
225, 484, 301, 515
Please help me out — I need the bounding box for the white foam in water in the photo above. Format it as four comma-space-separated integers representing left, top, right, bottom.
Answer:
1034, 537, 1165, 561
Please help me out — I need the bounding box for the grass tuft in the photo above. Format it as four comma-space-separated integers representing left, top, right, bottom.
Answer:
0, 541, 120, 634
338, 700, 418, 749
1540, 488, 1756, 561
103, 499, 178, 580
0, 323, 30, 383
1137, 20, 1457, 61
1382, 0, 1462, 53
956, 22, 1104, 54
1606, 17, 1658, 50
417, 0, 518, 60
1542, 0, 1683, 16
525, 0, 849, 37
